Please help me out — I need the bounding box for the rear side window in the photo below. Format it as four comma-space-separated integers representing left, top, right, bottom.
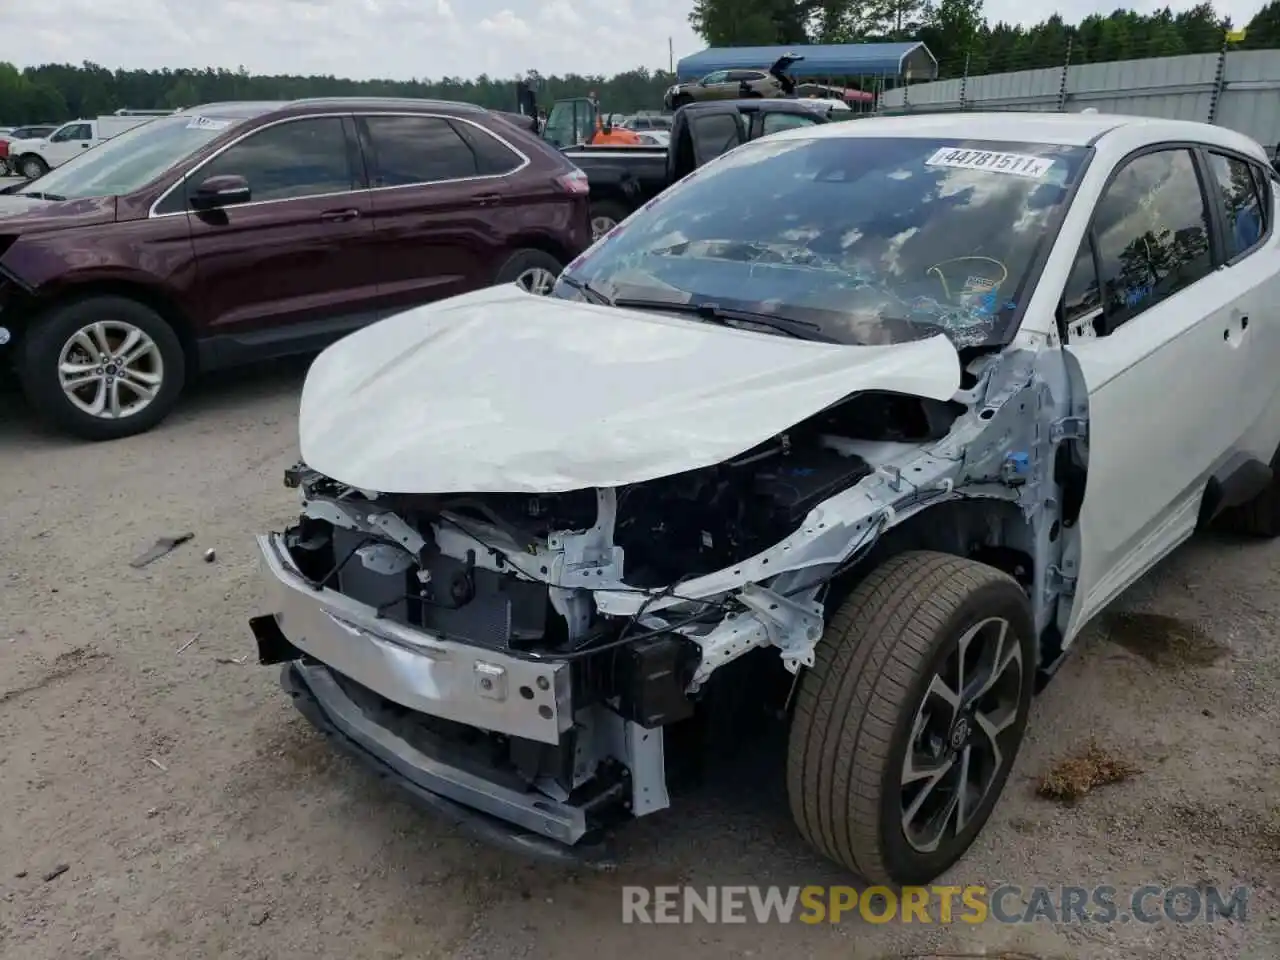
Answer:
1207, 152, 1267, 258
451, 120, 523, 176
196, 117, 355, 203
364, 115, 479, 186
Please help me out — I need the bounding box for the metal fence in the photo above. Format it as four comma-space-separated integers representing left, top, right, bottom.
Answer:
877, 49, 1280, 149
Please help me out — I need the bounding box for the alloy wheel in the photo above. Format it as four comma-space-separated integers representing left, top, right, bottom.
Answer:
516, 267, 558, 296
21, 158, 45, 179
590, 216, 617, 241
899, 615, 1023, 853
57, 320, 165, 420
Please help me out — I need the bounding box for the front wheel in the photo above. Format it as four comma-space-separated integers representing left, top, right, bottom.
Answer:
19, 295, 187, 441
18, 154, 48, 179
496, 249, 563, 296
787, 551, 1036, 885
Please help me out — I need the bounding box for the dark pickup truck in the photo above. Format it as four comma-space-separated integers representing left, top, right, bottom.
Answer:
562, 99, 832, 239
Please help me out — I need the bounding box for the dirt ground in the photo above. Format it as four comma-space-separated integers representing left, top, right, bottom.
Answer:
1, 361, 1277, 960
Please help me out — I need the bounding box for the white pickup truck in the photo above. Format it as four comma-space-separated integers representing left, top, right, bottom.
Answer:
7, 114, 165, 179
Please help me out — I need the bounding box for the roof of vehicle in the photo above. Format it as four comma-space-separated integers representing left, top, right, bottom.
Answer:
765, 110, 1269, 157
178, 101, 288, 119
181, 98, 490, 120
288, 97, 487, 115
681, 98, 831, 115
677, 42, 936, 80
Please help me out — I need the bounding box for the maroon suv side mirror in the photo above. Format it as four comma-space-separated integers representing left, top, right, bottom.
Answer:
191, 174, 251, 209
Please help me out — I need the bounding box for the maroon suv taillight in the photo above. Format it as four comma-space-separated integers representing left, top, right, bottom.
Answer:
0, 140, 9, 159
554, 169, 590, 195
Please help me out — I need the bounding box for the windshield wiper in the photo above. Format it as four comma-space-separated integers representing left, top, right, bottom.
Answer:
18, 191, 67, 201
555, 274, 612, 306
611, 298, 837, 342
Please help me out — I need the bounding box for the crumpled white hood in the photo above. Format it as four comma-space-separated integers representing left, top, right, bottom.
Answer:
299, 285, 962, 494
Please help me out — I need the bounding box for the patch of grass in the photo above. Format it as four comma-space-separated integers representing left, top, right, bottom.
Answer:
1101, 611, 1227, 668
1036, 739, 1138, 803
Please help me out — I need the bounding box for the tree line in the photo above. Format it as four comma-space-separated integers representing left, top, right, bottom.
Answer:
2, 1, 1279, 124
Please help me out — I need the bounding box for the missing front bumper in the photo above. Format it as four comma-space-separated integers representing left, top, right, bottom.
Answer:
281, 660, 617, 867
254, 532, 572, 744
254, 528, 675, 855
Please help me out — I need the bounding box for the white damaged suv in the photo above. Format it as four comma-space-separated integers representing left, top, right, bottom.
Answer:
250, 112, 1280, 884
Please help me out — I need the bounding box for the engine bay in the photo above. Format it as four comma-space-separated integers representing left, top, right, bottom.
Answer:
283, 389, 964, 642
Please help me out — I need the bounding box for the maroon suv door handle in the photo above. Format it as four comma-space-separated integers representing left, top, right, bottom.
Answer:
472, 193, 502, 206
320, 208, 361, 223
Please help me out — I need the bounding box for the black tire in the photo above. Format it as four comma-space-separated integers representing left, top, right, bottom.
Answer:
18, 154, 47, 179
787, 551, 1036, 885
1217, 453, 1280, 537
589, 199, 629, 241
495, 248, 563, 295
19, 295, 186, 441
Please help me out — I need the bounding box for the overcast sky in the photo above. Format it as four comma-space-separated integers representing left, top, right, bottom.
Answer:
1, 0, 1269, 81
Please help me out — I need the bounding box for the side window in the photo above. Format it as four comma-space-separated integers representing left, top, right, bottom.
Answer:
451, 120, 523, 176
702, 71, 729, 85
690, 113, 745, 162
196, 118, 353, 203
1090, 149, 1213, 330
364, 115, 478, 187
1062, 239, 1102, 338
52, 124, 89, 142
1208, 152, 1267, 258
760, 112, 818, 136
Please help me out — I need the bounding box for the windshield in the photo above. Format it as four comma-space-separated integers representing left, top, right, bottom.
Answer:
543, 101, 590, 149
15, 114, 249, 201
557, 135, 1090, 348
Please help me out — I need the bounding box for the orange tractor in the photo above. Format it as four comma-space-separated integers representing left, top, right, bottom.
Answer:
539, 94, 645, 148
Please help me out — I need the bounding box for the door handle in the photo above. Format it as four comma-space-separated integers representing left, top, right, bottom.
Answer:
320, 209, 361, 223
472, 193, 502, 206
1224, 312, 1249, 343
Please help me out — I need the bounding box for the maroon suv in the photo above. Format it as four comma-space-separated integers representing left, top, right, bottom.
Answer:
0, 98, 592, 440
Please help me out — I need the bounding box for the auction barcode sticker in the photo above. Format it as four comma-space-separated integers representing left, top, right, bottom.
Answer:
926, 148, 1055, 178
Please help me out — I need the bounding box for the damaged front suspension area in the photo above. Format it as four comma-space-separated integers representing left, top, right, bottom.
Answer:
261, 434, 889, 844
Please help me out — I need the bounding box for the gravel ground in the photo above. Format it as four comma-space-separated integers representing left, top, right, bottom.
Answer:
1, 362, 1277, 960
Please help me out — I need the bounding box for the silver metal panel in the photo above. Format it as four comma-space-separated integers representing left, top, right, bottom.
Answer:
878, 50, 1280, 148
256, 533, 572, 744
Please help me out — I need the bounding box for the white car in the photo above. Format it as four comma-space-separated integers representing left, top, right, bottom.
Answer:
7, 114, 157, 178
250, 112, 1280, 883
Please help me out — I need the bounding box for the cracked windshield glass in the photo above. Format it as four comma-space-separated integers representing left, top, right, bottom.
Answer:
557, 135, 1089, 348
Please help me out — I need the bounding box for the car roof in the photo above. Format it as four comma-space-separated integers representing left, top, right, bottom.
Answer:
683, 98, 823, 114
767, 110, 1271, 158
182, 97, 490, 121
